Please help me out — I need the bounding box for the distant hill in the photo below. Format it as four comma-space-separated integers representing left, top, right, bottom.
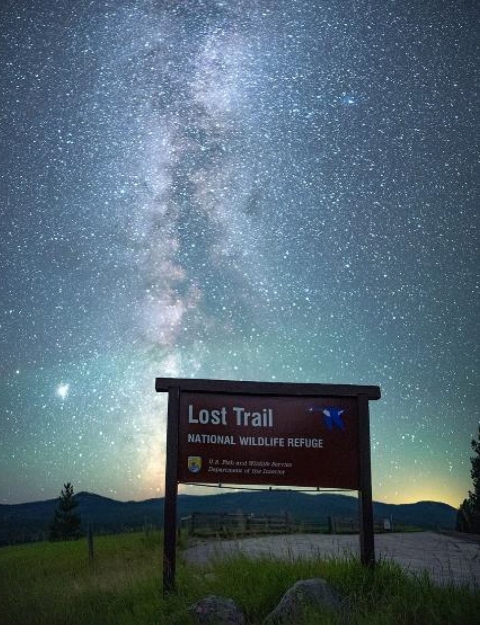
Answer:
0, 491, 457, 546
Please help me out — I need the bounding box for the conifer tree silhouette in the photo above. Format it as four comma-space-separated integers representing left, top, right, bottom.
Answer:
456, 427, 480, 533
49, 482, 81, 541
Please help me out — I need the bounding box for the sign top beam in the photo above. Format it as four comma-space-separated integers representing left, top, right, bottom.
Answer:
155, 378, 381, 400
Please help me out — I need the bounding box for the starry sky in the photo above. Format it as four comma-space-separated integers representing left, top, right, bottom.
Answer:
1, 0, 479, 507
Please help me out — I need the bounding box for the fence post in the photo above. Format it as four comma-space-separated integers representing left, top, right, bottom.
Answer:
87, 524, 94, 561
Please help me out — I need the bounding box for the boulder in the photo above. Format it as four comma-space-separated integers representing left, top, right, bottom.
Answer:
189, 595, 245, 625
263, 578, 344, 624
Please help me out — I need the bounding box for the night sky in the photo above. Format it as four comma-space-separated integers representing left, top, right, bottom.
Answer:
1, 0, 479, 507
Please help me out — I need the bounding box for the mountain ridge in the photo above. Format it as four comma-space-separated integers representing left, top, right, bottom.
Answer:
0, 491, 458, 545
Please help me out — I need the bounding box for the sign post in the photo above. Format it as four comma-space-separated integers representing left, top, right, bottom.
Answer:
358, 393, 375, 567
156, 378, 380, 591
163, 384, 180, 593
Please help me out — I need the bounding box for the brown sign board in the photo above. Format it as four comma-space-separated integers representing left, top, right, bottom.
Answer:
178, 393, 360, 489
156, 378, 381, 592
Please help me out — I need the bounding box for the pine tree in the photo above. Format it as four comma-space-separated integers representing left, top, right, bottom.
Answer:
469, 426, 480, 513
456, 498, 474, 532
49, 482, 81, 541
456, 426, 480, 533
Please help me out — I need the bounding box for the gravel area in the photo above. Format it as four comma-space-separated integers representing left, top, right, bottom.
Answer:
182, 531, 480, 588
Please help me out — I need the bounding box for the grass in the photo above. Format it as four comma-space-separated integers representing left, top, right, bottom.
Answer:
1, 531, 479, 625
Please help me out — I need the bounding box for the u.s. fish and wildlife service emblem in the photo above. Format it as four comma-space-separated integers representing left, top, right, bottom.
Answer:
188, 456, 202, 474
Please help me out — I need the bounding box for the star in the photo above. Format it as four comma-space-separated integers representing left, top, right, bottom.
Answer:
338, 93, 357, 106
56, 383, 70, 400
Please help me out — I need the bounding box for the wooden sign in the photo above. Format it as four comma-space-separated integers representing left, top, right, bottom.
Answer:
156, 378, 381, 592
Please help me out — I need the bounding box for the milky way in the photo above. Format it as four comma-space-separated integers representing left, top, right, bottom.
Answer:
1, 0, 479, 506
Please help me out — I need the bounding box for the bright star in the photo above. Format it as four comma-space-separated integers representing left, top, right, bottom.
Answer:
339, 93, 357, 106
56, 383, 69, 400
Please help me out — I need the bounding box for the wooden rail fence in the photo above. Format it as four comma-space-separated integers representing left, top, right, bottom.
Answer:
180, 512, 393, 537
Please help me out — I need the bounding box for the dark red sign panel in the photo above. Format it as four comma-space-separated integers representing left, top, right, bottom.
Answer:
178, 392, 359, 489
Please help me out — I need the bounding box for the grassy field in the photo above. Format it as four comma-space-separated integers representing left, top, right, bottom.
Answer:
1, 531, 479, 625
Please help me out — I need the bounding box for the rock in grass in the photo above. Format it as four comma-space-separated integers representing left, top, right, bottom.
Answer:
189, 595, 245, 625
263, 578, 344, 624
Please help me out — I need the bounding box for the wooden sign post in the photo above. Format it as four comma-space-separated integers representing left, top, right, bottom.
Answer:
156, 378, 381, 592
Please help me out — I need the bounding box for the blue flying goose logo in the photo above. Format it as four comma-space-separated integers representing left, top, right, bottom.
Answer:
309, 406, 346, 431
